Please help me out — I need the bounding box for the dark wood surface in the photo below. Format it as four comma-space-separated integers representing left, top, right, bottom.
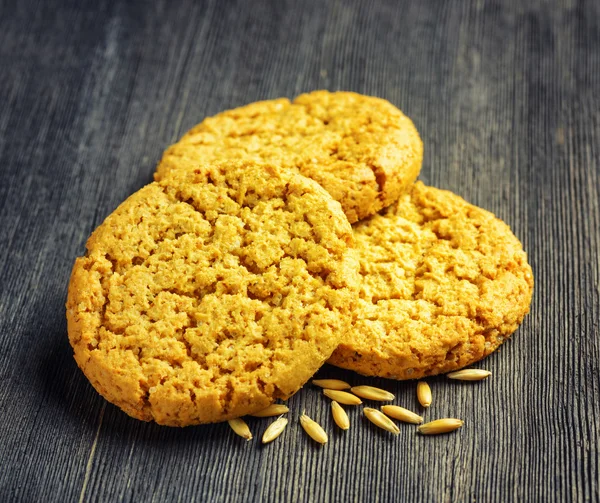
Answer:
1, 0, 599, 501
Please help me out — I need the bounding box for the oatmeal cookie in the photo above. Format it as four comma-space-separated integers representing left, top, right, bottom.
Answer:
67, 161, 359, 425
155, 91, 423, 223
328, 182, 533, 379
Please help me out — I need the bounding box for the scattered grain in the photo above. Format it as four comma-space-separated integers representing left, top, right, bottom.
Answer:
312, 379, 351, 390
381, 405, 423, 424
228, 418, 253, 440
331, 401, 350, 430
363, 407, 400, 435
300, 414, 328, 444
417, 381, 432, 407
262, 416, 288, 444
447, 369, 492, 381
249, 404, 290, 417
350, 385, 395, 401
323, 389, 362, 405
418, 418, 464, 435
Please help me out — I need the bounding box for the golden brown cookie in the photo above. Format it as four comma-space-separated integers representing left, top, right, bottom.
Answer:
66, 161, 359, 426
155, 91, 423, 223
328, 182, 533, 379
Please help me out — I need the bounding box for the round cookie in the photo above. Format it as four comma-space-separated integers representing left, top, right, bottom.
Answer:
328, 182, 534, 379
66, 161, 359, 426
155, 90, 423, 223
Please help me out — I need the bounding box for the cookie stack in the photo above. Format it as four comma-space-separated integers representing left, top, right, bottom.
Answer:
66, 91, 533, 426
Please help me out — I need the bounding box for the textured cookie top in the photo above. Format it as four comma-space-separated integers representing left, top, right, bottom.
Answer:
328, 182, 534, 379
67, 162, 359, 426
155, 90, 423, 223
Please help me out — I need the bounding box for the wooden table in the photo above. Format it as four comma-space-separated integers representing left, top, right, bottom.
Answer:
1, 1, 598, 501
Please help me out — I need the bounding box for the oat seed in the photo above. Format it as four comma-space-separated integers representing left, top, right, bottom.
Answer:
381, 405, 423, 424
249, 404, 290, 417
228, 418, 252, 440
261, 416, 288, 444
363, 407, 400, 435
331, 401, 350, 430
446, 369, 492, 381
417, 381, 432, 408
350, 385, 395, 401
323, 389, 362, 405
300, 414, 328, 444
418, 418, 464, 435
312, 379, 351, 390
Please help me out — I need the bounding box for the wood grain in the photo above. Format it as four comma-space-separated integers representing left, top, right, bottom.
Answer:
0, 0, 598, 501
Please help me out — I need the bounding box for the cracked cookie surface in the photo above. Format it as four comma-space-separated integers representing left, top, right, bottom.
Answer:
328, 182, 534, 379
155, 90, 423, 223
66, 161, 359, 426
